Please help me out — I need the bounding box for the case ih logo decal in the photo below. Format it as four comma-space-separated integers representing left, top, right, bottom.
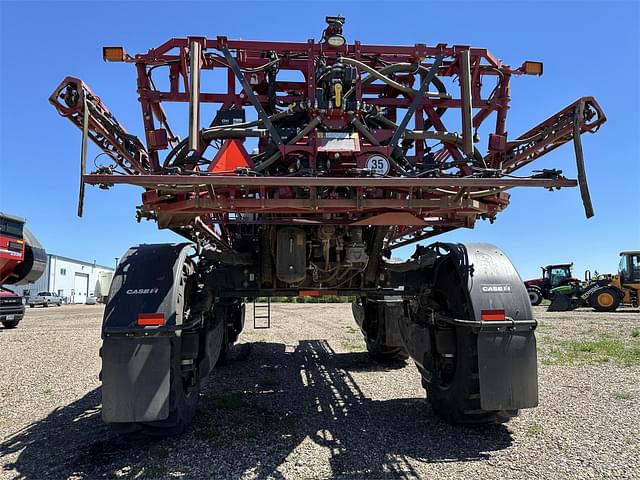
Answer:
480, 284, 512, 293
125, 288, 160, 295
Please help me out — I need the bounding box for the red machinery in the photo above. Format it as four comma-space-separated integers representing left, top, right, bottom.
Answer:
50, 17, 605, 435
50, 19, 604, 242
0, 213, 47, 328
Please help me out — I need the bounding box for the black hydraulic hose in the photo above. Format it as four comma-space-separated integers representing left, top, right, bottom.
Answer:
374, 114, 399, 130
389, 56, 444, 148
343, 62, 448, 132
406, 132, 486, 167
253, 116, 323, 172
205, 54, 282, 73
163, 110, 294, 168
344, 62, 447, 100
573, 103, 594, 218
341, 58, 415, 95
221, 45, 283, 146
288, 116, 323, 146
350, 117, 409, 176
350, 117, 379, 145
169, 128, 261, 167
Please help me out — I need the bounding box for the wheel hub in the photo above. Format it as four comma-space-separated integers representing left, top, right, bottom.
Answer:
597, 292, 614, 307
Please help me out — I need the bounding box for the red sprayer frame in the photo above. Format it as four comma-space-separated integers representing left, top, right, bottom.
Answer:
49, 20, 605, 249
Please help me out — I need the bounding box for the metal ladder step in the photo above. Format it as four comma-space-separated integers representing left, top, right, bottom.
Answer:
253, 298, 271, 329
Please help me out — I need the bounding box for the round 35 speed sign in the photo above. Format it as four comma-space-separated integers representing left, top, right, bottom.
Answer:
365, 154, 390, 176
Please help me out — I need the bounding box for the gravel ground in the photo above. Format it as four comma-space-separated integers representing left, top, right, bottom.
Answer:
1, 303, 639, 479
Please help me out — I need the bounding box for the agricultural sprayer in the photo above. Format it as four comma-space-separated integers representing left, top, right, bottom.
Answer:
50, 17, 605, 434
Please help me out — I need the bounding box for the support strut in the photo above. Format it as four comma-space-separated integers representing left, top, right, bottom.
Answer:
78, 90, 89, 217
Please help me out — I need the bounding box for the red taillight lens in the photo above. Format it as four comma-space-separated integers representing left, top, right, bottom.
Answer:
481, 309, 506, 321
299, 290, 337, 297
137, 313, 165, 326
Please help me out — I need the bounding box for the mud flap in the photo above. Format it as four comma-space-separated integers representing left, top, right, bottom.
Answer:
477, 329, 538, 411
101, 337, 171, 423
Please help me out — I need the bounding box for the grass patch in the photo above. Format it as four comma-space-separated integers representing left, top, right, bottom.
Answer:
341, 338, 364, 352
612, 391, 635, 401
536, 321, 553, 332
542, 337, 640, 366
526, 422, 544, 436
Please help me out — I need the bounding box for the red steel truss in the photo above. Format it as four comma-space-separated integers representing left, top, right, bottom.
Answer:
49, 19, 605, 248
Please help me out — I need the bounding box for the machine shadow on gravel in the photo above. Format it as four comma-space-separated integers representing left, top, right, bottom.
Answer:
0, 340, 512, 479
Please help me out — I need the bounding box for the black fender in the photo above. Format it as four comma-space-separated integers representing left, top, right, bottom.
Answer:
102, 242, 194, 331
462, 243, 538, 411
464, 243, 533, 321
101, 243, 193, 424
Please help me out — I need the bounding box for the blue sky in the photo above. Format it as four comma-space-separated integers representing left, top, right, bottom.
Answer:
0, 0, 638, 278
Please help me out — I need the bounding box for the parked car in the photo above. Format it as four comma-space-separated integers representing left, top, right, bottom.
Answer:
0, 286, 25, 328
85, 294, 97, 305
29, 292, 63, 307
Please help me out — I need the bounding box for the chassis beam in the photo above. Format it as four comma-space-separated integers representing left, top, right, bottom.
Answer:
84, 174, 577, 189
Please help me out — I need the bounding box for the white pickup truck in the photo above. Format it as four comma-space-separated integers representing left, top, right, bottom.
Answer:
29, 291, 63, 307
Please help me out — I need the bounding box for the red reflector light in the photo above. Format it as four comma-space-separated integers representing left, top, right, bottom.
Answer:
137, 313, 165, 326
299, 290, 338, 297
481, 309, 506, 321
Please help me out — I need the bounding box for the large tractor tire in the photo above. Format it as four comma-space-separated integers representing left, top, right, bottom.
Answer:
417, 243, 536, 425
365, 337, 409, 363
590, 287, 621, 312
422, 326, 516, 424
352, 298, 409, 363
527, 286, 543, 306
214, 298, 245, 366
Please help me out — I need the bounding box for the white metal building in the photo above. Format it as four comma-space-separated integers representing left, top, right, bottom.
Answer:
9, 254, 114, 304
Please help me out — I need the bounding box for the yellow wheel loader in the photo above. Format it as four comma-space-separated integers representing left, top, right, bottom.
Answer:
610, 251, 640, 308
